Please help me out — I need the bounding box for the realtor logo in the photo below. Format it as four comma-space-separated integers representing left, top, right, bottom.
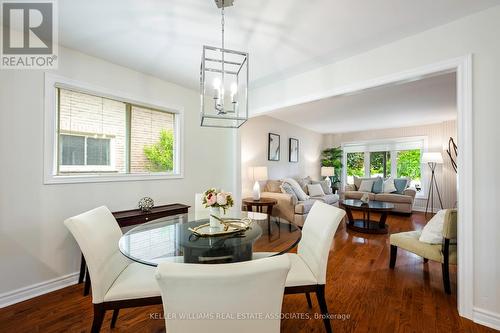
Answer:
1, 0, 58, 69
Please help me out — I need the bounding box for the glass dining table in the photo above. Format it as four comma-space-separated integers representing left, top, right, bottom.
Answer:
118, 211, 301, 266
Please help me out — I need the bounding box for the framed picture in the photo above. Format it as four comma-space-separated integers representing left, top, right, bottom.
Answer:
268, 133, 280, 161
289, 138, 299, 163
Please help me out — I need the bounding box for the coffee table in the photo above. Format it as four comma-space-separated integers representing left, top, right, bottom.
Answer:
341, 199, 394, 234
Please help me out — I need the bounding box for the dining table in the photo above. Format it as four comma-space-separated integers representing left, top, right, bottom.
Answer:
118, 211, 302, 266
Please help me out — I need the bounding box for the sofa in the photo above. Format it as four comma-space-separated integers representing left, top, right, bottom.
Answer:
259, 178, 340, 227
343, 177, 416, 214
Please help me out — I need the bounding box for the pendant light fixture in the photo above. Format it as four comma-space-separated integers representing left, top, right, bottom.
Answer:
200, 0, 248, 128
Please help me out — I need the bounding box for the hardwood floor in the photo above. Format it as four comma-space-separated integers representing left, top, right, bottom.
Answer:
0, 212, 495, 333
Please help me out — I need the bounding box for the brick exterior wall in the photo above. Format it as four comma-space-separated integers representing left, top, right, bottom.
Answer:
59, 89, 174, 174
130, 106, 174, 173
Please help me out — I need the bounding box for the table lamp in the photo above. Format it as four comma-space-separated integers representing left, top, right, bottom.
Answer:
250, 166, 268, 200
421, 152, 443, 215
321, 167, 335, 188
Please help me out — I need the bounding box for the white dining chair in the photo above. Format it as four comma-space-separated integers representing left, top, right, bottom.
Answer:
253, 201, 345, 333
64, 206, 162, 333
154, 255, 291, 333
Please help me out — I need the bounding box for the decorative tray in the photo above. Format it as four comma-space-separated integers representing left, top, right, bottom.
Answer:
189, 217, 253, 237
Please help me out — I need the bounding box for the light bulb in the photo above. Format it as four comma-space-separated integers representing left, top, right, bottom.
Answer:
230, 82, 238, 95
213, 77, 221, 89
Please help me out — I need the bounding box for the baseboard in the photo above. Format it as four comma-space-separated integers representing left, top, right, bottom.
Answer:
473, 307, 500, 331
0, 272, 79, 308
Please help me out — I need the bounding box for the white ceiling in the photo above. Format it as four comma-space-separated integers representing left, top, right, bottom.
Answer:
59, 0, 498, 90
266, 72, 457, 134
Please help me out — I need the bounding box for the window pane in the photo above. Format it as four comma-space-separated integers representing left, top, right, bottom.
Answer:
58, 89, 126, 173
60, 134, 85, 165
370, 151, 391, 178
397, 149, 422, 191
130, 106, 175, 173
346, 152, 364, 184
87, 137, 110, 165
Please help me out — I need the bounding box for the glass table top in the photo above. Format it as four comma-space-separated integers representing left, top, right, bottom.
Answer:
119, 211, 301, 266
342, 199, 395, 210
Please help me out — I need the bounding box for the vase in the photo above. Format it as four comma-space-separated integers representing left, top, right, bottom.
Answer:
209, 206, 222, 229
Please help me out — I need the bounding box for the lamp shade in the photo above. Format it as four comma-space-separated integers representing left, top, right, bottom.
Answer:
250, 166, 268, 181
321, 167, 335, 177
422, 152, 443, 164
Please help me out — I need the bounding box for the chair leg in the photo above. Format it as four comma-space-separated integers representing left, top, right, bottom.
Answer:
91, 304, 105, 333
442, 263, 451, 294
78, 254, 86, 284
110, 309, 119, 328
316, 285, 332, 333
84, 270, 91, 296
389, 245, 397, 269
305, 292, 312, 308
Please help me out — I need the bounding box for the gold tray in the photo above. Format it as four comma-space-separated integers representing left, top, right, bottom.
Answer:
189, 217, 253, 237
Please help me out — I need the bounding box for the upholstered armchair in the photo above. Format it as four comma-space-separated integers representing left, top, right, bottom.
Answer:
389, 209, 457, 294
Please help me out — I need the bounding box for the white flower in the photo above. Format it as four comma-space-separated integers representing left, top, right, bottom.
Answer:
216, 193, 227, 205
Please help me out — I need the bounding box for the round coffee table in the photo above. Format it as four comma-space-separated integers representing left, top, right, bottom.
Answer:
341, 199, 394, 234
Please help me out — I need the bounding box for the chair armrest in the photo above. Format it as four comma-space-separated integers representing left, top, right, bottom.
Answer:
442, 209, 457, 239
403, 188, 417, 198
344, 184, 356, 192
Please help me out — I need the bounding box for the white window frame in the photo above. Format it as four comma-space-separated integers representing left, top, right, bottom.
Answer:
44, 73, 184, 184
59, 133, 116, 173
341, 136, 428, 198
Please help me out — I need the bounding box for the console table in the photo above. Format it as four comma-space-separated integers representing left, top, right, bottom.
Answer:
79, 203, 190, 296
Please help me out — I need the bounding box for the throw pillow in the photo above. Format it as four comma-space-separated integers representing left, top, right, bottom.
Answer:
372, 177, 383, 193
283, 178, 310, 201
419, 210, 446, 244
280, 183, 298, 205
383, 177, 397, 193
358, 179, 375, 192
312, 180, 333, 195
265, 180, 282, 193
307, 183, 325, 197
296, 176, 312, 193
393, 178, 410, 194
354, 176, 377, 190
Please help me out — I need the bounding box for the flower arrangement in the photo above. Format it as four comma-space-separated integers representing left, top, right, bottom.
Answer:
202, 188, 234, 214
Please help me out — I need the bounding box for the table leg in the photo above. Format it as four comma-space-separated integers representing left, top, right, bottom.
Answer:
267, 205, 273, 235
246, 204, 253, 212
379, 211, 389, 230
345, 206, 354, 226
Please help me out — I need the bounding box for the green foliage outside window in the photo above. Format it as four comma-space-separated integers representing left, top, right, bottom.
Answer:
144, 129, 174, 172
321, 147, 343, 190
397, 149, 421, 180
346, 152, 364, 177
370, 151, 391, 177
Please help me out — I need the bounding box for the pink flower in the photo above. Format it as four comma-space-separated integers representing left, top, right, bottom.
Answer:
206, 193, 217, 206
216, 193, 227, 205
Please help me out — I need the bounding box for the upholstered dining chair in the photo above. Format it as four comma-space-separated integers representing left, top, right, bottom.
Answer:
389, 209, 457, 294
154, 255, 291, 333
64, 206, 161, 333
253, 201, 345, 333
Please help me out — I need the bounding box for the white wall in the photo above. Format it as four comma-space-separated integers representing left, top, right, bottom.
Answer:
241, 115, 323, 195
324, 121, 457, 211
250, 5, 500, 328
0, 47, 237, 303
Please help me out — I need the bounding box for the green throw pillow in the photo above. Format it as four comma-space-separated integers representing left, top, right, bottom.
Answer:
393, 178, 409, 194
372, 177, 383, 193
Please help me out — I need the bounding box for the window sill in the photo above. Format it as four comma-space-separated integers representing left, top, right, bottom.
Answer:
44, 172, 184, 185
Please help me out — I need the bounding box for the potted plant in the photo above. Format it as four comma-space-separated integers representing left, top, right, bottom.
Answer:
202, 188, 234, 228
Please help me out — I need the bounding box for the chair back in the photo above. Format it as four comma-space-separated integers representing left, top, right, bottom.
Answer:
194, 193, 209, 219
442, 209, 457, 239
298, 201, 345, 284
64, 206, 129, 303
154, 256, 290, 333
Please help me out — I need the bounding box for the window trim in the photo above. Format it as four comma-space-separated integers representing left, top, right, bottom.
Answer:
59, 133, 115, 172
341, 136, 428, 198
44, 73, 184, 184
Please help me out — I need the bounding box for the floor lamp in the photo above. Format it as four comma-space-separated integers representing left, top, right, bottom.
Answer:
422, 152, 444, 216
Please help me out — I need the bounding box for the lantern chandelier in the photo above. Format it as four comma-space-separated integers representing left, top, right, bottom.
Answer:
200, 0, 248, 128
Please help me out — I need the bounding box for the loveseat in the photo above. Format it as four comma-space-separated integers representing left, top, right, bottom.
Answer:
343, 177, 416, 214
260, 178, 340, 226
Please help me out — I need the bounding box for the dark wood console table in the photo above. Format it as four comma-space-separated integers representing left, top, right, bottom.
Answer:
79, 203, 190, 296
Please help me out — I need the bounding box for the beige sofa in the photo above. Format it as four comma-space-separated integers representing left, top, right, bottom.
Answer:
344, 183, 416, 214
260, 179, 340, 227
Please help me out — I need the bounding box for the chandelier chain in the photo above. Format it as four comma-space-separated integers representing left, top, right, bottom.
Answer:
221, 1, 225, 103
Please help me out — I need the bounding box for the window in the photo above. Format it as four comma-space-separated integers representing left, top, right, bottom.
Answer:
50, 86, 180, 181
342, 137, 426, 197
370, 151, 391, 178
346, 152, 364, 184
397, 149, 422, 191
